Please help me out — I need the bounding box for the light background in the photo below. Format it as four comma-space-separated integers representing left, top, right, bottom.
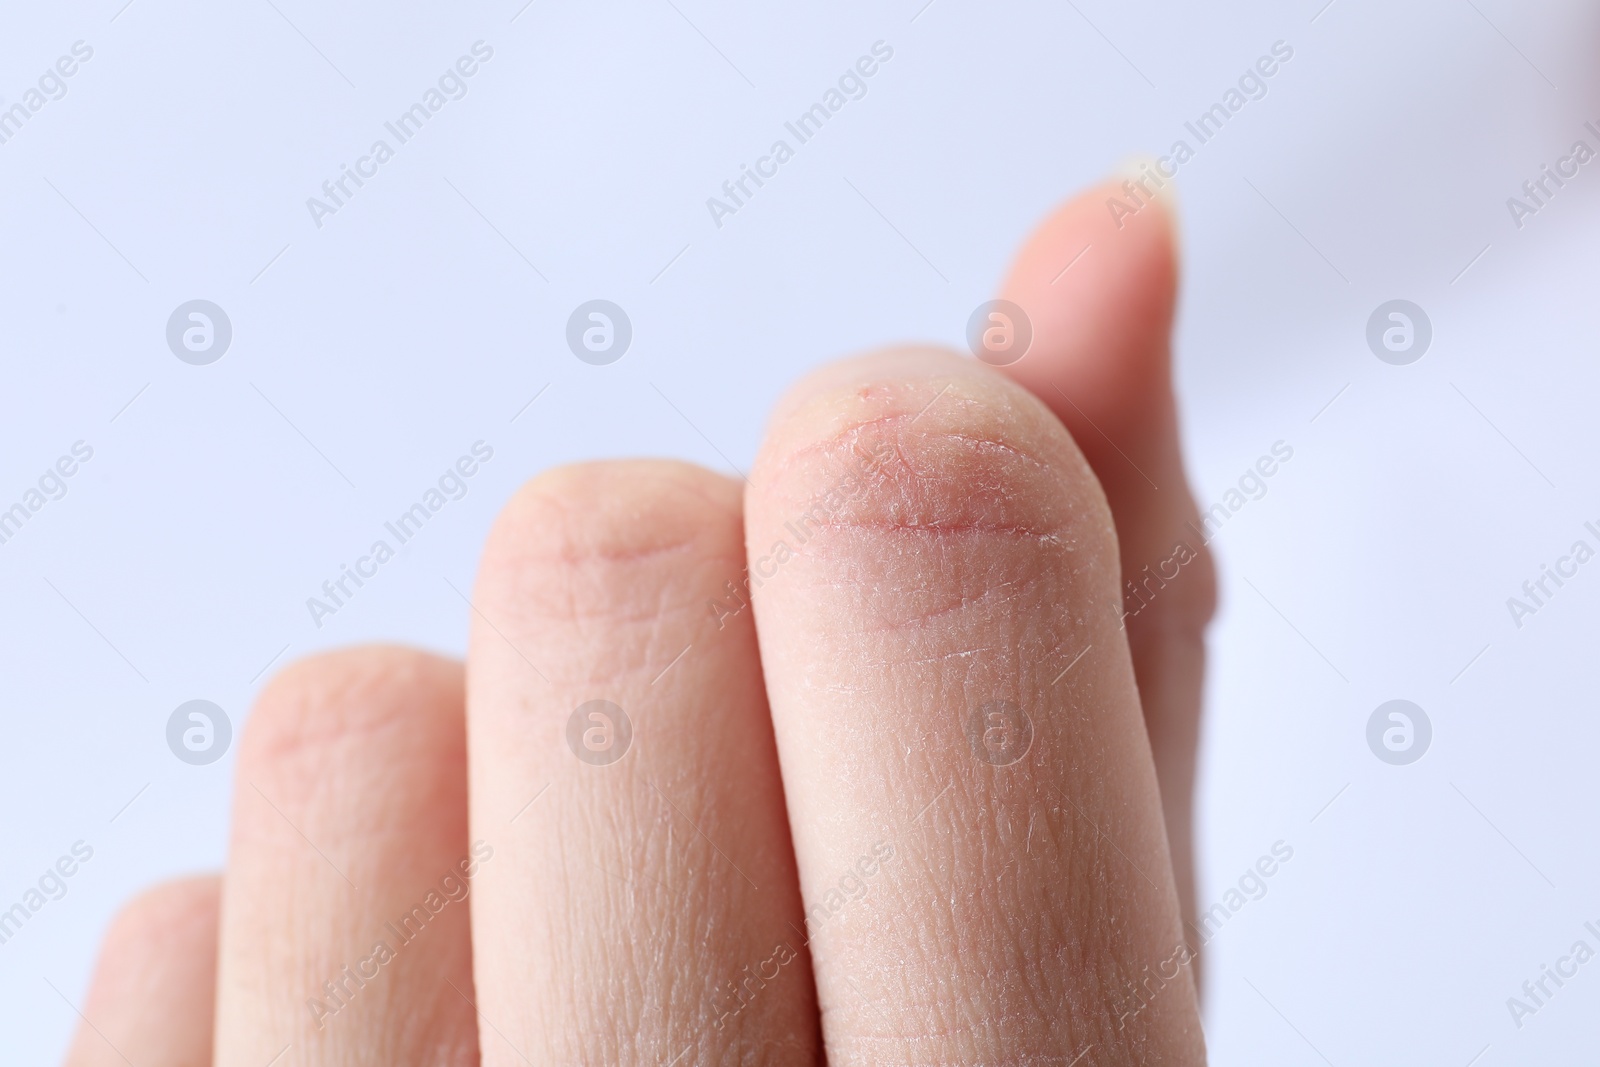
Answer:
3, 0, 1598, 1061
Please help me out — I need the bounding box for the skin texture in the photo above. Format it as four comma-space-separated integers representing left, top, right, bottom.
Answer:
63, 177, 1211, 1066
465, 462, 817, 1065
747, 349, 1201, 1063
214, 648, 480, 1067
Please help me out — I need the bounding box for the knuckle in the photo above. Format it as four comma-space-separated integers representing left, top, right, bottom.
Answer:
102, 876, 218, 959
477, 459, 744, 625
240, 646, 461, 779
751, 348, 1116, 556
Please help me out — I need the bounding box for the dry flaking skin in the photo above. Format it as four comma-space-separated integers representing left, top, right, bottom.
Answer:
64, 173, 1215, 1067
746, 349, 1204, 1066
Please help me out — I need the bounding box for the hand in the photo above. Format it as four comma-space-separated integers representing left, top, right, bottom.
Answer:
64, 176, 1216, 1066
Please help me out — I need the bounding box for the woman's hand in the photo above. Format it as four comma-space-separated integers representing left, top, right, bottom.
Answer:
65, 176, 1215, 1067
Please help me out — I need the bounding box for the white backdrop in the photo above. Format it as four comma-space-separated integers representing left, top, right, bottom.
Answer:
3, 0, 1598, 1061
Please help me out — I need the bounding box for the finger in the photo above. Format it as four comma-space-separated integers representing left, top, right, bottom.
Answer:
996, 177, 1215, 952
748, 350, 1205, 1064
62, 876, 219, 1067
466, 461, 817, 1065
214, 648, 479, 1067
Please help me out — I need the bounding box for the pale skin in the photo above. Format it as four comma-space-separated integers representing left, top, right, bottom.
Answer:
64, 177, 1216, 1066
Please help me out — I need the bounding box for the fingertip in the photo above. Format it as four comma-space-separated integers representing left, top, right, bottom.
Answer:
750, 347, 1115, 559
998, 170, 1180, 435
91, 875, 221, 985
746, 351, 1204, 1066
66, 876, 221, 1067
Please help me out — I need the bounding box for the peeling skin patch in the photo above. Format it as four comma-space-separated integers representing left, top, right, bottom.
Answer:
753, 365, 1115, 585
